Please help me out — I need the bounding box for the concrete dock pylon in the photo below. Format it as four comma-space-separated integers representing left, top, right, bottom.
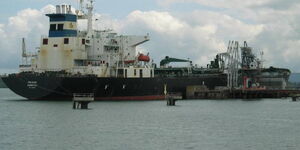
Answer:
73, 93, 94, 109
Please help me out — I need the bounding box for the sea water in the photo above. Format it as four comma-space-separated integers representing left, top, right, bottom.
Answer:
1, 88, 300, 150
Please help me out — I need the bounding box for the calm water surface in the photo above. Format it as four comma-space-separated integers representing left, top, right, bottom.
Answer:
1, 88, 300, 150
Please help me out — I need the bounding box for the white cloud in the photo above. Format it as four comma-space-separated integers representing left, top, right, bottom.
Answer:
121, 10, 264, 65
0, 24, 6, 38
0, 5, 54, 70
91, 13, 122, 32
158, 0, 272, 9
126, 11, 186, 35
156, 0, 300, 72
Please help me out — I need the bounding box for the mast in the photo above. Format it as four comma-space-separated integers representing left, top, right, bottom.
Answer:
87, 0, 94, 35
79, 0, 84, 12
77, 0, 94, 35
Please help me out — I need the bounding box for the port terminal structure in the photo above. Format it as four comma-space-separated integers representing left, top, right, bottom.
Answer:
185, 40, 300, 100
186, 85, 300, 99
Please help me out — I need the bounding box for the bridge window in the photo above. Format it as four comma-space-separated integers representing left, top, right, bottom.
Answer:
64, 38, 69, 44
82, 39, 85, 45
50, 24, 56, 31
104, 46, 119, 52
140, 69, 143, 78
57, 24, 64, 31
134, 69, 136, 76
43, 39, 48, 45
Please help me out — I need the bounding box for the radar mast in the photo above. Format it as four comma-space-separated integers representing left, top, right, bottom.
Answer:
77, 0, 94, 35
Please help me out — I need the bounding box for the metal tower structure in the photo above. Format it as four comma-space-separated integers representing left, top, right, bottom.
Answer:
21, 38, 37, 65
225, 41, 240, 89
77, 0, 94, 35
22, 38, 28, 65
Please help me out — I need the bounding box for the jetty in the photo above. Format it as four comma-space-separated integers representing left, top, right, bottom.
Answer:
166, 93, 182, 106
73, 93, 94, 109
186, 85, 300, 99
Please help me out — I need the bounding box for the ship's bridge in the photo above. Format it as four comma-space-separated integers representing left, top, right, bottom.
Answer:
46, 5, 77, 37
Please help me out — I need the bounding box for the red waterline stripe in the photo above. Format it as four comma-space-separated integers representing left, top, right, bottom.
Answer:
30, 95, 166, 101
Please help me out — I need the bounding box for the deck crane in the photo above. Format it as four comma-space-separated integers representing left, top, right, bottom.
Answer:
160, 56, 192, 68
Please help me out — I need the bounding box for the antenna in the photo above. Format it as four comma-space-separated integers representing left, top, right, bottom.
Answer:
76, 0, 95, 34
87, 0, 94, 35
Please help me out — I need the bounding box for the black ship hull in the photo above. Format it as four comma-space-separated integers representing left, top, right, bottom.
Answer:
2, 73, 227, 100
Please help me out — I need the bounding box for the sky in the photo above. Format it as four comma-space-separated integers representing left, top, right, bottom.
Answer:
0, 0, 299, 73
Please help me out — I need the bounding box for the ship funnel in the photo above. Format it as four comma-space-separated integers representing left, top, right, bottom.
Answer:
56, 5, 61, 14
68, 5, 72, 14
56, 5, 72, 14
62, 5, 66, 14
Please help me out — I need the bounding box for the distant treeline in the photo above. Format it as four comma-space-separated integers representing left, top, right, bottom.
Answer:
0, 78, 7, 88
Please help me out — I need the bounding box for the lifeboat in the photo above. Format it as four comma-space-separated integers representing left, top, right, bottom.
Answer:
138, 54, 150, 62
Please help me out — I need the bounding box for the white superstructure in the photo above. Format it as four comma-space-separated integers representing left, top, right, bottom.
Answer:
21, 0, 154, 78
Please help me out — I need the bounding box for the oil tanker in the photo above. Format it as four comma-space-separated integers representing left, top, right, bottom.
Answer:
1, 1, 290, 100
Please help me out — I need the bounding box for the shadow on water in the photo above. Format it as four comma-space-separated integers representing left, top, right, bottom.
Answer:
4, 99, 28, 102
4, 99, 165, 103
4, 99, 70, 102
4, 97, 288, 103
185, 98, 264, 102
241, 98, 263, 101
